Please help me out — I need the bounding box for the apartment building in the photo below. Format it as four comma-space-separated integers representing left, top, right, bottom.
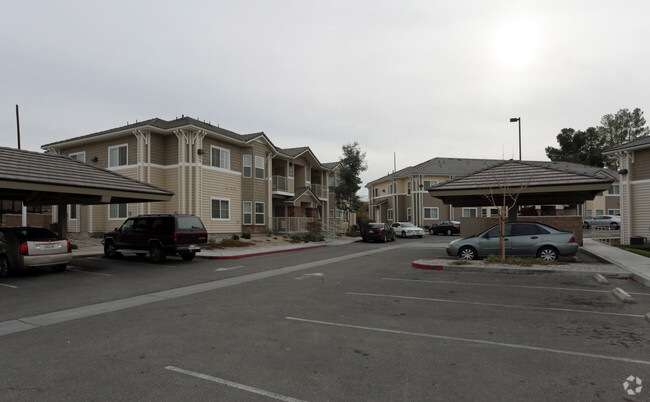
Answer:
42, 116, 348, 236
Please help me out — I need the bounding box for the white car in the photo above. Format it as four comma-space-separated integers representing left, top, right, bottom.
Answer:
583, 215, 621, 229
391, 222, 424, 238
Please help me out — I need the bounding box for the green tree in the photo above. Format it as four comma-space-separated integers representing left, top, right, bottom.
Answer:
599, 107, 650, 148
545, 127, 606, 167
333, 142, 367, 232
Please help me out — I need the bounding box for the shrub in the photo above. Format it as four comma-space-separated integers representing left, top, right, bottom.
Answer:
241, 233, 251, 240
232, 234, 240, 240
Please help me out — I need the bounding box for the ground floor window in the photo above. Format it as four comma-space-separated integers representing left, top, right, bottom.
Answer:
608, 209, 620, 216
211, 199, 230, 220
243, 201, 252, 224
255, 202, 265, 224
462, 208, 477, 218
69, 204, 77, 220
423, 207, 439, 219
596, 209, 604, 216
109, 203, 127, 220
586, 209, 593, 218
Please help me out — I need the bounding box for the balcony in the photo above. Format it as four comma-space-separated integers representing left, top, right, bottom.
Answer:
272, 175, 294, 194
310, 183, 328, 199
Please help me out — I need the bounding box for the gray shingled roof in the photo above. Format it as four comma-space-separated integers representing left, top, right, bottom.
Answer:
0, 147, 173, 205
604, 135, 650, 153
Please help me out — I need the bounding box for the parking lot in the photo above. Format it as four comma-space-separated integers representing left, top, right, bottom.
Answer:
1, 236, 649, 401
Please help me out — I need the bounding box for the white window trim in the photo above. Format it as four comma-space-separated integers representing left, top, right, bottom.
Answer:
423, 207, 439, 220
255, 202, 265, 225
243, 201, 252, 225
69, 152, 86, 162
211, 198, 231, 221
211, 145, 231, 170
387, 209, 394, 220
243, 154, 252, 178
108, 144, 128, 168
69, 204, 78, 220
108, 203, 128, 220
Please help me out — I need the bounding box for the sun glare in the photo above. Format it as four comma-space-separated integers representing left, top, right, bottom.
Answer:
491, 20, 541, 70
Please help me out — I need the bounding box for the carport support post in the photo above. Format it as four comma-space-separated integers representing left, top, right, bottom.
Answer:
57, 203, 68, 239
508, 204, 518, 222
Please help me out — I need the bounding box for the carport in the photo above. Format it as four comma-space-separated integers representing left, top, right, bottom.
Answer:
427, 160, 615, 242
0, 147, 174, 237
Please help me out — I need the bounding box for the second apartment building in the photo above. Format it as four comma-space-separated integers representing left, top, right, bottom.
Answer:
42, 116, 348, 236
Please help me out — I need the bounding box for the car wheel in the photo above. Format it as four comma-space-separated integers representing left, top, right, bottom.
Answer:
150, 244, 166, 264
382, 234, 388, 243
459, 246, 477, 260
402, 231, 407, 238
180, 251, 196, 261
583, 222, 590, 229
429, 228, 435, 235
610, 223, 619, 230
104, 240, 118, 259
0, 255, 11, 278
538, 246, 558, 262
135, 253, 147, 258
446, 229, 452, 236
391, 233, 396, 241
50, 264, 67, 273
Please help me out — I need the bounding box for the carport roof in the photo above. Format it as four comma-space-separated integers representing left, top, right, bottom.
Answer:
428, 160, 615, 207
0, 147, 174, 206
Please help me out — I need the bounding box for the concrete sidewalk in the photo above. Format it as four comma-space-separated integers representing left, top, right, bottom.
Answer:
582, 238, 650, 287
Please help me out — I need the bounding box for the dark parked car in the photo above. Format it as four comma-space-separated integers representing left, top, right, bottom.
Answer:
361, 223, 396, 243
429, 220, 461, 236
0, 227, 72, 277
446, 222, 579, 261
103, 214, 209, 263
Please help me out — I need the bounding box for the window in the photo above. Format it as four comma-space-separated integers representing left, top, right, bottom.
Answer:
407, 208, 412, 222
243, 201, 252, 224
328, 175, 335, 187
407, 182, 412, 196
596, 209, 604, 216
255, 202, 265, 224
423, 180, 438, 189
211, 199, 230, 220
608, 209, 620, 216
462, 208, 477, 218
243, 155, 252, 178
387, 209, 394, 220
329, 209, 334, 218
211, 146, 230, 170
255, 156, 265, 179
69, 152, 85, 162
69, 204, 77, 220
387, 184, 393, 194
423, 207, 439, 219
108, 145, 127, 167
109, 203, 127, 219
288, 164, 294, 178
374, 188, 380, 197
481, 208, 488, 218
609, 184, 620, 195
586, 209, 593, 218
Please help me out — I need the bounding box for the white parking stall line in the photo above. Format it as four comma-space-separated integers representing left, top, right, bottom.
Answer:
165, 366, 307, 402
215, 266, 244, 272
0, 283, 17, 289
68, 268, 113, 277
383, 277, 650, 296
347, 292, 646, 319
286, 317, 650, 366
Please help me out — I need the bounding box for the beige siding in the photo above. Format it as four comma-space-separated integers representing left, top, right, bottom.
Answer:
201, 169, 242, 233
632, 148, 650, 180
630, 182, 650, 239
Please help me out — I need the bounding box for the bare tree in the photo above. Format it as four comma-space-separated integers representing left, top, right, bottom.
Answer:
480, 162, 531, 263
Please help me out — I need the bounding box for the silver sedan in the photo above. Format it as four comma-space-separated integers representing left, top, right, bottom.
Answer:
0, 227, 72, 277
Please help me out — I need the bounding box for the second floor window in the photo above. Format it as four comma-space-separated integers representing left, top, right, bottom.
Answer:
108, 145, 127, 167
69, 152, 85, 162
243, 155, 252, 178
423, 180, 438, 189
407, 182, 411, 195
609, 184, 620, 195
255, 156, 265, 179
211, 147, 230, 170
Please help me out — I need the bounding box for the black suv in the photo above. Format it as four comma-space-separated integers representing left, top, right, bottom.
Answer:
103, 214, 209, 263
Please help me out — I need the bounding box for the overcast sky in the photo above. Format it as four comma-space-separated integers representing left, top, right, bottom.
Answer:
2, 1, 649, 197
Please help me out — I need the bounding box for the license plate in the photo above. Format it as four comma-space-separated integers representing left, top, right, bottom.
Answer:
189, 245, 201, 251
38, 243, 59, 250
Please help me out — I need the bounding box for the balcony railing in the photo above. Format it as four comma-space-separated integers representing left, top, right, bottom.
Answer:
272, 217, 315, 233
311, 183, 327, 199
272, 175, 293, 193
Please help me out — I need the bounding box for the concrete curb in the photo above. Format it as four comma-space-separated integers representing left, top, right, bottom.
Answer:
411, 259, 633, 278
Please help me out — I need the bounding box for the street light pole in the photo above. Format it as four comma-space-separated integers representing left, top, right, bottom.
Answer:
510, 117, 521, 160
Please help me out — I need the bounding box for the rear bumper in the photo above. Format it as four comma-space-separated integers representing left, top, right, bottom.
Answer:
19, 253, 73, 269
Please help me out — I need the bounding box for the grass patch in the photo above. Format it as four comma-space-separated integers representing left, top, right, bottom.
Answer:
451, 259, 471, 265
615, 244, 650, 258
483, 255, 565, 266
208, 238, 255, 249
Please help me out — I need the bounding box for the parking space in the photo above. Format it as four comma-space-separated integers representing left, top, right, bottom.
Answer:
1, 237, 648, 400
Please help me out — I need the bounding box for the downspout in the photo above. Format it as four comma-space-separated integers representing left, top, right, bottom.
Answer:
147, 131, 151, 214
624, 150, 633, 244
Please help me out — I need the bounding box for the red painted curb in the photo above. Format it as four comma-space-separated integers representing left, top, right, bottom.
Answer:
208, 244, 328, 260
412, 261, 444, 270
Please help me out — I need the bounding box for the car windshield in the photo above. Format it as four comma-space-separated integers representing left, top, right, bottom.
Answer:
177, 216, 206, 230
